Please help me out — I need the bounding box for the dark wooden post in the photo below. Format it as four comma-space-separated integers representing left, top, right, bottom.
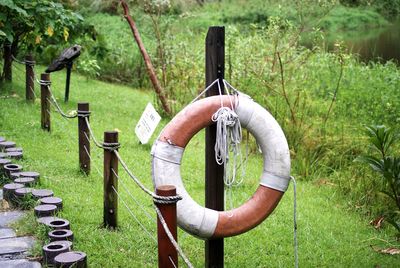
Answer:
40, 73, 51, 132
25, 55, 35, 102
156, 185, 178, 268
64, 61, 73, 102
78, 103, 90, 174
103, 131, 119, 229
3, 42, 12, 82
205, 26, 225, 268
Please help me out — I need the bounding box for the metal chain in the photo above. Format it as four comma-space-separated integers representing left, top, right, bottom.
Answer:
154, 205, 194, 268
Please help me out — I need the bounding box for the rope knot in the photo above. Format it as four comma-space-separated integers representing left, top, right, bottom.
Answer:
77, 110, 91, 118
102, 142, 121, 151
25, 60, 36, 67
39, 80, 51, 86
153, 194, 182, 204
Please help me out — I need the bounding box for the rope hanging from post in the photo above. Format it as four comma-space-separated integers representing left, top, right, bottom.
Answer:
83, 117, 182, 203
11, 55, 36, 66
46, 85, 78, 119
83, 117, 191, 266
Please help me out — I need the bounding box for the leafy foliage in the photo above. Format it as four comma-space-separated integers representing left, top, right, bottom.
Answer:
0, 0, 90, 51
356, 125, 400, 232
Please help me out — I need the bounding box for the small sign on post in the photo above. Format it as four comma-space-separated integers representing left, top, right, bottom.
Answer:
135, 103, 161, 144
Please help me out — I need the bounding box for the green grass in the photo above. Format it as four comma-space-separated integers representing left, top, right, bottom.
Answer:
1, 64, 399, 267
64, 0, 391, 89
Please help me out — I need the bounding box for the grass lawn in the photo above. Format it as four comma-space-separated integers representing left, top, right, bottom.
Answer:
1, 65, 399, 267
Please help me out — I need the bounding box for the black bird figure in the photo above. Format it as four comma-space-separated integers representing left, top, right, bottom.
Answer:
45, 45, 81, 73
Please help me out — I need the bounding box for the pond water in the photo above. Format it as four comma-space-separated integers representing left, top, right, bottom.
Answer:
326, 20, 400, 64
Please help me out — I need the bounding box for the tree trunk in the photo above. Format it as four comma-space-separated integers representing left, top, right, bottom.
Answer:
120, 0, 172, 116
3, 42, 12, 82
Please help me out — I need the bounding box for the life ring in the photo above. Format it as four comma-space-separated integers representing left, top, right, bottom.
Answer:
151, 94, 291, 238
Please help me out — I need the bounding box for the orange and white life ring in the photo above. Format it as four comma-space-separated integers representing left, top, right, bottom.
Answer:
151, 94, 291, 238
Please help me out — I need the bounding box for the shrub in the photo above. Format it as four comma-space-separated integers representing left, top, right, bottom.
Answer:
356, 125, 400, 233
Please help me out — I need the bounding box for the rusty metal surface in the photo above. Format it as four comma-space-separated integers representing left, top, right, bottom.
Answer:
48, 229, 74, 242
54, 251, 87, 268
34, 204, 57, 217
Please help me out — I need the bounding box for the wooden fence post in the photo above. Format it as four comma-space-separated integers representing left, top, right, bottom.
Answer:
40, 73, 51, 132
156, 185, 178, 268
205, 26, 225, 268
25, 54, 35, 102
78, 103, 90, 174
103, 131, 119, 229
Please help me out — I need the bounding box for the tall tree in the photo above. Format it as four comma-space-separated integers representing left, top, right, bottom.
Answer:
0, 0, 88, 82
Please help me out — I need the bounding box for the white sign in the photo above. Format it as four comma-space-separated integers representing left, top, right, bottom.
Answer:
135, 103, 161, 144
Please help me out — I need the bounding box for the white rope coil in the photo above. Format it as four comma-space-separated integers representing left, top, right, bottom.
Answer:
212, 106, 242, 166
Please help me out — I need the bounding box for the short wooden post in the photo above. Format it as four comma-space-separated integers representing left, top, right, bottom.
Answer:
40, 73, 51, 131
205, 26, 225, 268
78, 103, 90, 174
103, 131, 119, 229
25, 54, 35, 102
156, 185, 178, 268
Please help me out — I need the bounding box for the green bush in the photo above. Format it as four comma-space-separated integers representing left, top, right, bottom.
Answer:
356, 125, 400, 233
